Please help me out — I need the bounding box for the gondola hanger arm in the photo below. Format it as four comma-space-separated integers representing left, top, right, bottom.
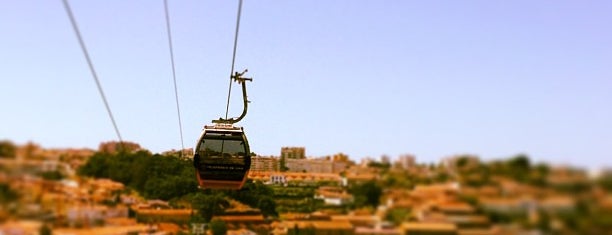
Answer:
213, 69, 252, 125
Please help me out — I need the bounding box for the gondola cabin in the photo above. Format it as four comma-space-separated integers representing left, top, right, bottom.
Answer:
193, 124, 251, 189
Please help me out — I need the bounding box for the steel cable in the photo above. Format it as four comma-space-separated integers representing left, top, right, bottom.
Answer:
164, 0, 186, 153
224, 0, 244, 119
62, 0, 124, 144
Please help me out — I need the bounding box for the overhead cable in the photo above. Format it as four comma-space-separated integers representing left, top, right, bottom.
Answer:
62, 0, 124, 144
164, 0, 186, 153
224, 0, 244, 119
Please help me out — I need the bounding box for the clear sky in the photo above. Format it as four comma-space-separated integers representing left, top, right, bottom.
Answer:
1, 1, 611, 169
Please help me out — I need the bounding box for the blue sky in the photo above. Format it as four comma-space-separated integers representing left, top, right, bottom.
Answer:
1, 1, 611, 169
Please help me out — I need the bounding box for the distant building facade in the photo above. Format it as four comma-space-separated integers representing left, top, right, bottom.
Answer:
284, 158, 348, 174
281, 147, 305, 160
250, 156, 279, 172
98, 141, 142, 153
248, 171, 341, 185
252, 148, 351, 173
280, 147, 305, 171
333, 153, 350, 162
397, 154, 416, 169
286, 158, 331, 173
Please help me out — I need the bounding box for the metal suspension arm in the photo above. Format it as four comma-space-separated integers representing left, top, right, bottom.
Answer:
213, 69, 252, 124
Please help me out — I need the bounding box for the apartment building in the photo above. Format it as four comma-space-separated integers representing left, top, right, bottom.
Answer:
250, 155, 279, 172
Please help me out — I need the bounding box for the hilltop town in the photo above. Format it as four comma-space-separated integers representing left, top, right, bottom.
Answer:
1, 140, 611, 235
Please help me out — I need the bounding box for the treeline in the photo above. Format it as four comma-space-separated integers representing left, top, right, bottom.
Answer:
77, 150, 278, 220
78, 150, 198, 200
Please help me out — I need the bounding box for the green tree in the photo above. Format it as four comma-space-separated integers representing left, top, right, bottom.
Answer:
536, 210, 551, 232
509, 154, 530, 170
209, 218, 227, 235
529, 163, 549, 186
39, 223, 52, 235
456, 156, 469, 168
128, 153, 152, 189
257, 196, 278, 218
598, 175, 612, 192
508, 154, 531, 181
0, 140, 17, 158
227, 180, 277, 217
40, 170, 64, 181
191, 192, 229, 222
368, 161, 391, 170
78, 153, 111, 178
350, 180, 382, 208
0, 183, 18, 204
385, 208, 410, 226
434, 171, 450, 182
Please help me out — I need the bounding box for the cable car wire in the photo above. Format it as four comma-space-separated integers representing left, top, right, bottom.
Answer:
163, 0, 186, 153
224, 0, 244, 120
62, 0, 124, 144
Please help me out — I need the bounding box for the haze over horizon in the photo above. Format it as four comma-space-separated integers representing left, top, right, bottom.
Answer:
1, 1, 611, 170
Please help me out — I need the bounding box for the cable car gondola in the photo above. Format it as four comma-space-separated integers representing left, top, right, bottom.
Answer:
193, 124, 250, 189
193, 70, 252, 189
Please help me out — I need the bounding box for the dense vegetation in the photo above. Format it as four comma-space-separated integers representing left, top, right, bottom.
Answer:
273, 185, 323, 213
0, 183, 18, 205
451, 155, 612, 234
78, 150, 278, 221
78, 150, 197, 200
349, 180, 383, 209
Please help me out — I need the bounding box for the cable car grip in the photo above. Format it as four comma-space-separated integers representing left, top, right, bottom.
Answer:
213, 69, 252, 125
